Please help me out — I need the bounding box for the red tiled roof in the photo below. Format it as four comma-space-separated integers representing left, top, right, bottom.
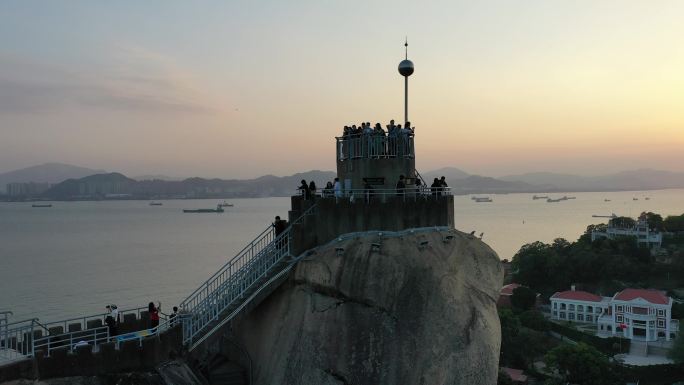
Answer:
500, 283, 521, 296
502, 367, 528, 383
551, 290, 603, 302
614, 288, 669, 305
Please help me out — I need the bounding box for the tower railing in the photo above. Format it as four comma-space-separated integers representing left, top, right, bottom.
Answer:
300, 187, 452, 204
336, 133, 414, 161
179, 203, 318, 349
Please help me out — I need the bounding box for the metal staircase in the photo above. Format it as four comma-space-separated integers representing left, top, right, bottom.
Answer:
179, 203, 317, 351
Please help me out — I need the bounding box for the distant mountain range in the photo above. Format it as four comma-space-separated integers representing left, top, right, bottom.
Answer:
0, 163, 105, 192
2, 163, 684, 199
41, 170, 339, 200
499, 169, 684, 192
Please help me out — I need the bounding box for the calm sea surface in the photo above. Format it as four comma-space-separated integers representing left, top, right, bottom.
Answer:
1, 190, 683, 322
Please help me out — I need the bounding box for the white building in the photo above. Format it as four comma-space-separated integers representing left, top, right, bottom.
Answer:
591, 213, 662, 250
550, 287, 678, 342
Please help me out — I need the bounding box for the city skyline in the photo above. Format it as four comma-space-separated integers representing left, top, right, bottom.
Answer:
1, 1, 683, 178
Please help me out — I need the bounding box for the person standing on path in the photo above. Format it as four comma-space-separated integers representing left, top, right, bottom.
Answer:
148, 302, 161, 329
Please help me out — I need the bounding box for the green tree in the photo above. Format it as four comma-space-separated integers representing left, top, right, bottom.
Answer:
544, 343, 617, 385
511, 286, 537, 311
645, 212, 664, 231
664, 214, 684, 232
511, 242, 555, 292
668, 333, 684, 363
519, 310, 549, 331
499, 308, 522, 367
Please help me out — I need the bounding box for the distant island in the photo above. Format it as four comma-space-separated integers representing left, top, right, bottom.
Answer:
2, 163, 684, 201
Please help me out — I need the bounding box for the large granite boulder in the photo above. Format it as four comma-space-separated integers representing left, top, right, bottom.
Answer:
231, 228, 503, 385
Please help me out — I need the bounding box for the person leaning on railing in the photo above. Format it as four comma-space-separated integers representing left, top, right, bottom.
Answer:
396, 175, 406, 196
323, 181, 334, 197
431, 178, 440, 197
439, 176, 448, 196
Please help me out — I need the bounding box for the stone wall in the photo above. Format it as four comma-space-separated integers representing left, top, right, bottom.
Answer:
0, 325, 182, 382
288, 194, 454, 256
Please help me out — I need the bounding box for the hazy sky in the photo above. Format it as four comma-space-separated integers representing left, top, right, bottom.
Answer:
1, 1, 683, 178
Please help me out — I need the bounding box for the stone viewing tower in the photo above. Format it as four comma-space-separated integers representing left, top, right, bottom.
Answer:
289, 42, 454, 253
335, 40, 419, 195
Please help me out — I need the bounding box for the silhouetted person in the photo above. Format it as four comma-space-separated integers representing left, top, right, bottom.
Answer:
104, 305, 118, 336
148, 302, 160, 329
169, 306, 179, 327
298, 179, 311, 200
364, 181, 373, 203
324, 181, 333, 197
415, 177, 422, 195
431, 178, 440, 197
440, 176, 448, 195
333, 177, 342, 198
273, 216, 287, 236
396, 175, 406, 196
309, 181, 317, 199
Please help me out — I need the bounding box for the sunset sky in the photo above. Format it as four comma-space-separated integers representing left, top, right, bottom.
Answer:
1, 1, 683, 178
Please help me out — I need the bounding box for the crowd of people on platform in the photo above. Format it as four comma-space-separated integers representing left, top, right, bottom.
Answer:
342, 120, 414, 138
339, 120, 415, 158
395, 175, 449, 196
295, 175, 448, 201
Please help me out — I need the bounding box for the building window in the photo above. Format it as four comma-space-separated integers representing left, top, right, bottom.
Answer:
586, 315, 593, 322
587, 306, 593, 313
578, 314, 584, 321
658, 319, 665, 328
569, 304, 575, 311
617, 305, 623, 312
569, 313, 575, 320
553, 311, 558, 317
553, 302, 557, 309
658, 309, 665, 317
617, 315, 623, 323
561, 303, 566, 310
577, 305, 584, 312
560, 312, 566, 319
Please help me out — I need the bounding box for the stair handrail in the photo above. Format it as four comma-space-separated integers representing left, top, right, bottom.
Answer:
179, 202, 318, 347
179, 225, 276, 312
181, 225, 274, 305
180, 202, 318, 313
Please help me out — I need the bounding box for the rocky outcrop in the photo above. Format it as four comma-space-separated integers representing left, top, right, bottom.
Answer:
231, 228, 503, 385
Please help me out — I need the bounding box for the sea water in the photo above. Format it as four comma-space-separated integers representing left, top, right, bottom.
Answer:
0, 190, 682, 321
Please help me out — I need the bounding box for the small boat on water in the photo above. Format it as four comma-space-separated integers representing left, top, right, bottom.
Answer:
218, 201, 234, 207
532, 195, 548, 200
183, 205, 224, 213
645, 197, 650, 200
149, 202, 163, 206
547, 198, 563, 203
633, 198, 639, 201
604, 199, 611, 202
474, 197, 493, 203
31, 204, 52, 208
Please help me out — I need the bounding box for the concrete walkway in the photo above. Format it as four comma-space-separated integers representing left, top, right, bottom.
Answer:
615, 353, 673, 366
